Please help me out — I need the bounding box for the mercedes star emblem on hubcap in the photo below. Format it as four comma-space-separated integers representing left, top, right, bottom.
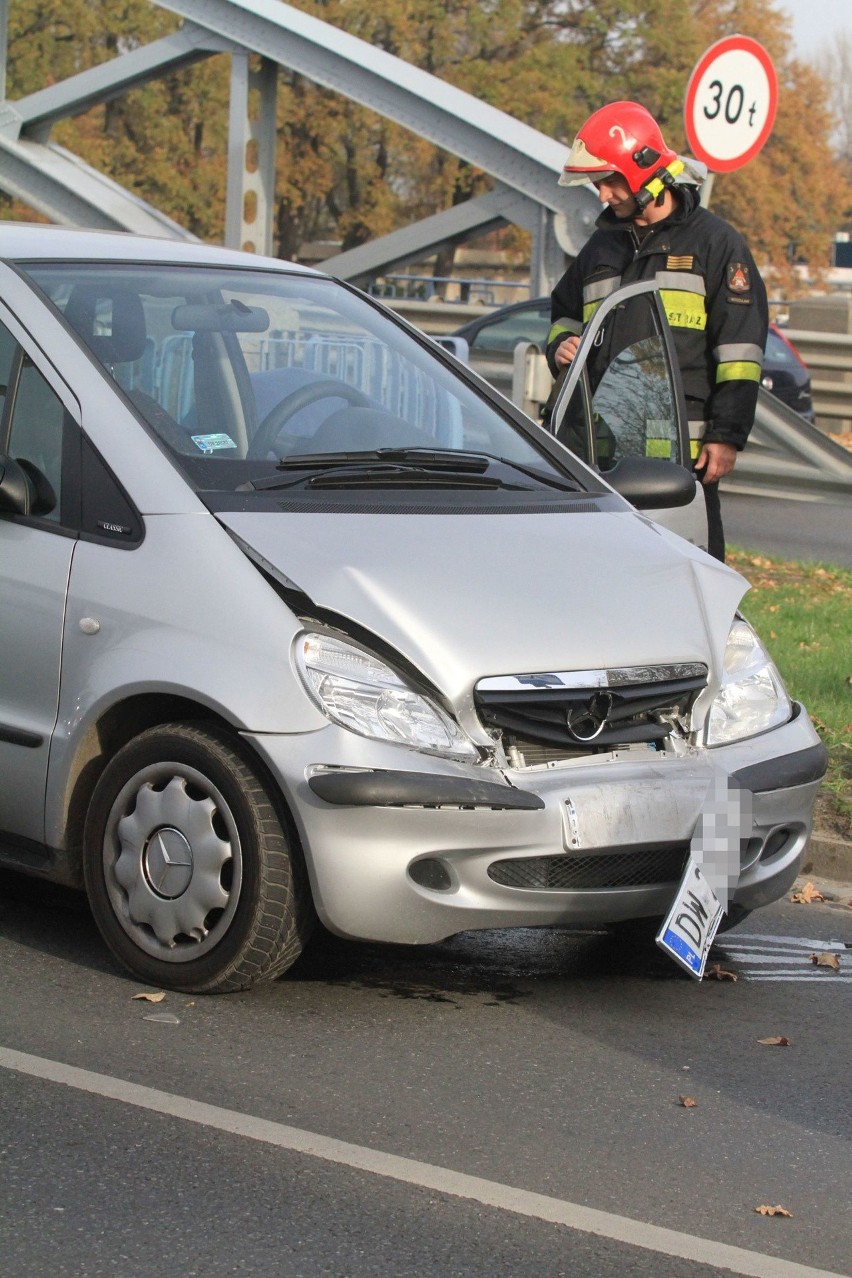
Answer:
143, 827, 194, 898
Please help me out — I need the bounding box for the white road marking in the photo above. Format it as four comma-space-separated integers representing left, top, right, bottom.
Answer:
712, 933, 849, 982
0, 1046, 848, 1278
725, 935, 849, 949
732, 975, 852, 983
719, 954, 838, 965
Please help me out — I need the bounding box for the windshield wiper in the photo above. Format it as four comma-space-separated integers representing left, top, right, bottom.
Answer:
479, 454, 582, 493
244, 449, 492, 492
276, 448, 490, 473
356, 446, 581, 491
243, 447, 579, 493
362, 446, 581, 492
247, 461, 525, 492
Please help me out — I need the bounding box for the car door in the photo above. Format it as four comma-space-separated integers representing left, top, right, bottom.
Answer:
545, 279, 708, 548
0, 300, 80, 850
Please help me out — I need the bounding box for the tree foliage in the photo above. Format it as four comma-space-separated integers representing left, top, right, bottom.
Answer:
1, 0, 848, 285
4, 0, 229, 239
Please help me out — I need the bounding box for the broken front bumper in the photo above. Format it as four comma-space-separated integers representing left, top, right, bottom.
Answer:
247, 705, 826, 945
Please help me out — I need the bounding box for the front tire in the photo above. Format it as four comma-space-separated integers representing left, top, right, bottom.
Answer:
83, 723, 311, 993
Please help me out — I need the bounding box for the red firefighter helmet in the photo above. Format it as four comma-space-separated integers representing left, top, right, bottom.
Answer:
559, 101, 680, 198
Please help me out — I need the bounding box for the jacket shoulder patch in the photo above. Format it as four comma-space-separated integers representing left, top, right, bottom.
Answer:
727, 262, 751, 292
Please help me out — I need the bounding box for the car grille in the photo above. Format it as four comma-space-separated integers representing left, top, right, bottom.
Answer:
488, 845, 690, 891
475, 663, 707, 756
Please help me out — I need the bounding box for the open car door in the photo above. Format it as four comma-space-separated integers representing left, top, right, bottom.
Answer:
546, 279, 708, 550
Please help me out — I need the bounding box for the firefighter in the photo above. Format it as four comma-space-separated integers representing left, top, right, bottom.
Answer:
549, 100, 768, 561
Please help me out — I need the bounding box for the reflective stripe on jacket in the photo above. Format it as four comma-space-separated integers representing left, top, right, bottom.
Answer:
547, 187, 769, 451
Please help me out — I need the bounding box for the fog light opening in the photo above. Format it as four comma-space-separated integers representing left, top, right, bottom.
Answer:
759, 828, 793, 863
408, 857, 453, 892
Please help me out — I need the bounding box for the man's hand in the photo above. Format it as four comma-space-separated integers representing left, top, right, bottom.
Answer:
696, 441, 737, 485
554, 335, 581, 368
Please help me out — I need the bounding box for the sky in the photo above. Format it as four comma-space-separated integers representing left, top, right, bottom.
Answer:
775, 0, 850, 58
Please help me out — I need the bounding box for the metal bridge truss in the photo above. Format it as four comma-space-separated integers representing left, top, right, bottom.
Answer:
0, 0, 598, 288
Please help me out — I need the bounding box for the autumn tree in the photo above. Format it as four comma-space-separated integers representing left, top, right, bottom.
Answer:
268, 0, 845, 285
3, 0, 230, 239
1, 0, 848, 285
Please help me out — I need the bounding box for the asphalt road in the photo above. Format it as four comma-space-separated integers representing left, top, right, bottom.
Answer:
720, 493, 852, 567
1, 869, 850, 1278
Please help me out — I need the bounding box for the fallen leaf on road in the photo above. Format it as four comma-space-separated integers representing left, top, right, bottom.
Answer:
810, 952, 841, 971
678, 1095, 697, 1107
131, 991, 166, 1002
706, 963, 738, 981
790, 882, 825, 904
757, 1036, 790, 1046
754, 1205, 793, 1217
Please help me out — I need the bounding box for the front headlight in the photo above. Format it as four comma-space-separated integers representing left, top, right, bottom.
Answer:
705, 618, 791, 746
296, 632, 479, 762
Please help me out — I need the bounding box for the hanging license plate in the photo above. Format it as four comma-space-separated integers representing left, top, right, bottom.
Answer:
656, 857, 724, 980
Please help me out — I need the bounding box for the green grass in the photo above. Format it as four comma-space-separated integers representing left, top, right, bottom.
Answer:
727, 548, 852, 836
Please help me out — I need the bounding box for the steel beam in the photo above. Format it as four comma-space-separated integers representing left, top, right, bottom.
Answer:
324, 186, 553, 283
225, 54, 277, 255
0, 134, 199, 238
4, 25, 236, 144
158, 0, 591, 252
0, 0, 597, 266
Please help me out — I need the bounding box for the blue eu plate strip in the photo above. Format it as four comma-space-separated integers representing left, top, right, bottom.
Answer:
663, 929, 701, 973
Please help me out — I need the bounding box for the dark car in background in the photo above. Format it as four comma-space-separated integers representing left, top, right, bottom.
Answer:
451, 299, 814, 421
763, 322, 814, 421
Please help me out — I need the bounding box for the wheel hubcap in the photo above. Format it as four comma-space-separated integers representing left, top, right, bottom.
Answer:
103, 763, 243, 963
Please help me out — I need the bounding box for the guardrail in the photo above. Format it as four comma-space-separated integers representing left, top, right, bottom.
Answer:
785, 329, 852, 426
369, 274, 528, 306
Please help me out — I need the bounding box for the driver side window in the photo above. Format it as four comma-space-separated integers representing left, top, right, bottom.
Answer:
590, 336, 681, 471
553, 291, 684, 473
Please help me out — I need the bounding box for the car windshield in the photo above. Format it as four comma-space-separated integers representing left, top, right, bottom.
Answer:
24, 262, 583, 502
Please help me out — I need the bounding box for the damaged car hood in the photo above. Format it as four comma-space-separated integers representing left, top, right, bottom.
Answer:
218, 509, 747, 704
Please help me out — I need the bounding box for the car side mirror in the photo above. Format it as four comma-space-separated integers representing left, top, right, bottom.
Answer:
0, 454, 57, 516
604, 457, 697, 510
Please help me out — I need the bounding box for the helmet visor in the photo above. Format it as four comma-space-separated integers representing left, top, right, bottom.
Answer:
558, 135, 614, 187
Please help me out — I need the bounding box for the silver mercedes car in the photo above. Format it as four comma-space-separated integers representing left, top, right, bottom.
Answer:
0, 225, 826, 991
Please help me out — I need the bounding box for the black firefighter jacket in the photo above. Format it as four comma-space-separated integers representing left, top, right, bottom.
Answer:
546, 186, 769, 452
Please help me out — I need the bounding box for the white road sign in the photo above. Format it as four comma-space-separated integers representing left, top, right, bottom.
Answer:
684, 36, 778, 173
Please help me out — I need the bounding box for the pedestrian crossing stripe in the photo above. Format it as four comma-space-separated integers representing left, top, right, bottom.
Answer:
712, 932, 849, 983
